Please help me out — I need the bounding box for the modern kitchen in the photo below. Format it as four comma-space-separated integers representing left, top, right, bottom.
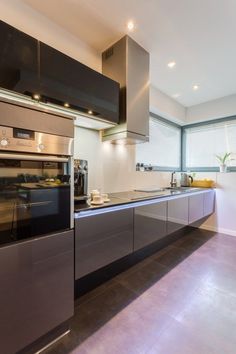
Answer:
1, 1, 236, 354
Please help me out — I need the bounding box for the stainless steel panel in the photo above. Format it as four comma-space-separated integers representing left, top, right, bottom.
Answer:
127, 36, 149, 138
167, 196, 189, 234
203, 190, 215, 217
0, 100, 74, 138
0, 230, 74, 354
0, 152, 69, 162
102, 35, 149, 143
188, 193, 204, 224
134, 201, 167, 251
0, 125, 73, 156
75, 209, 133, 279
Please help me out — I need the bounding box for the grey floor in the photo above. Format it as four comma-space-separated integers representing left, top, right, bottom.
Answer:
45, 228, 236, 354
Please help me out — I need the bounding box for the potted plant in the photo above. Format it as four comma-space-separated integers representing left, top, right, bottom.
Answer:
216, 152, 232, 172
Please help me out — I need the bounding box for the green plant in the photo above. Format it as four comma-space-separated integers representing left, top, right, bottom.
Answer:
216, 152, 232, 164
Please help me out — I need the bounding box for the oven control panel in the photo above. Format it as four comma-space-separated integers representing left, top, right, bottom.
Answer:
0, 126, 73, 156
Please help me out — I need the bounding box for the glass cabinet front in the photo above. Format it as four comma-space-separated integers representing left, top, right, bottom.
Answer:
0, 158, 71, 246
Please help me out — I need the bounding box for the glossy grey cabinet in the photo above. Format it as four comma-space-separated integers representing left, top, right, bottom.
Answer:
167, 196, 189, 234
75, 209, 133, 279
134, 201, 167, 251
189, 193, 204, 224
203, 190, 215, 216
0, 230, 74, 354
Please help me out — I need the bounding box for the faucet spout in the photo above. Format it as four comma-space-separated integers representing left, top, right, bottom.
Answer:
170, 171, 177, 188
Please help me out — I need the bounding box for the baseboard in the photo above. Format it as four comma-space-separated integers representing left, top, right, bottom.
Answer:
200, 224, 236, 237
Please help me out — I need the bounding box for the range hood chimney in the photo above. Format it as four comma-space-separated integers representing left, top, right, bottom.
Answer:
102, 35, 150, 144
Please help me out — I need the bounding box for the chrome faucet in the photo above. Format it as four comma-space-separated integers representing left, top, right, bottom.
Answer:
170, 171, 177, 188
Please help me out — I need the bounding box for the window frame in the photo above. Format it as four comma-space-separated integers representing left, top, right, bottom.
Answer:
139, 112, 182, 172
181, 115, 236, 172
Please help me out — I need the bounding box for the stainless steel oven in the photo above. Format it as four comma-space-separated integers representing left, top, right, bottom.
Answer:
0, 125, 74, 246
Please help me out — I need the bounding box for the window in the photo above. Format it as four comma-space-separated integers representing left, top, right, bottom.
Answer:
183, 118, 236, 171
136, 114, 181, 171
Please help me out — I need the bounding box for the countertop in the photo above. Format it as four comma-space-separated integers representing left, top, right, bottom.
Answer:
74, 187, 212, 214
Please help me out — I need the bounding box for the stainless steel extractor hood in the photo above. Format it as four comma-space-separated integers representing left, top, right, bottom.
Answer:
102, 35, 150, 144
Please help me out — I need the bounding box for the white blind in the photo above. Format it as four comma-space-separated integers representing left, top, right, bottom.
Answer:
136, 117, 181, 168
185, 120, 236, 168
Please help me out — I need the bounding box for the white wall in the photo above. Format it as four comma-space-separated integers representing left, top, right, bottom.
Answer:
186, 94, 236, 123
150, 86, 186, 124
0, 0, 101, 71
74, 126, 171, 194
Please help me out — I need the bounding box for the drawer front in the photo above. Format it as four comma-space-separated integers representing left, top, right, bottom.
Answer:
75, 209, 133, 279
167, 197, 189, 234
0, 230, 74, 354
203, 190, 215, 216
134, 201, 167, 251
189, 194, 204, 224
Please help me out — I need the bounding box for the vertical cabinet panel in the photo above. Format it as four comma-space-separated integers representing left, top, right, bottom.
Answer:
167, 196, 189, 234
203, 190, 215, 216
0, 230, 74, 354
189, 193, 204, 224
134, 201, 167, 251
75, 209, 133, 279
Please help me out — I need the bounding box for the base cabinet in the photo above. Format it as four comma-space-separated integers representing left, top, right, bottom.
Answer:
75, 209, 133, 279
134, 201, 167, 251
203, 190, 215, 216
167, 196, 189, 234
0, 230, 74, 354
189, 193, 204, 224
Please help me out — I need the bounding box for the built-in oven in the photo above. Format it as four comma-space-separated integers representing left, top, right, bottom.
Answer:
0, 125, 74, 246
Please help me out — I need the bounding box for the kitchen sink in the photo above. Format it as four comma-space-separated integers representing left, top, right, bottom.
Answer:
165, 187, 200, 192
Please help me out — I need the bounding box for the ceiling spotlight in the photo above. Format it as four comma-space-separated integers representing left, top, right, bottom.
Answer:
64, 102, 70, 108
167, 61, 176, 68
127, 21, 135, 31
193, 85, 199, 90
88, 110, 93, 115
33, 93, 40, 100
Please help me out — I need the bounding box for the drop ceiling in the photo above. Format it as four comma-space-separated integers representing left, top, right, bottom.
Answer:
23, 0, 236, 107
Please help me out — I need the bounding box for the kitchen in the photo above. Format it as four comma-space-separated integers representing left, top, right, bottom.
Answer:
0, 1, 236, 354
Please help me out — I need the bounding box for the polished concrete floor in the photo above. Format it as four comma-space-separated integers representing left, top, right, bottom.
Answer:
45, 228, 236, 354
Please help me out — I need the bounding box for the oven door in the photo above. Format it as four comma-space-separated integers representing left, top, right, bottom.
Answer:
0, 153, 72, 246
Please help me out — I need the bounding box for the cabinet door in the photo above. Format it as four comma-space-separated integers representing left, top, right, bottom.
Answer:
0, 20, 38, 95
40, 43, 119, 123
189, 193, 204, 224
75, 209, 133, 279
203, 190, 215, 217
0, 230, 74, 354
134, 201, 167, 251
167, 196, 188, 234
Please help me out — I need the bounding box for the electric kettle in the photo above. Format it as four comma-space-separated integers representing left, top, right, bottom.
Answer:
180, 173, 193, 187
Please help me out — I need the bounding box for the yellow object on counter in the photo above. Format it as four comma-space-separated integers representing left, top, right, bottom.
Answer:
191, 179, 215, 188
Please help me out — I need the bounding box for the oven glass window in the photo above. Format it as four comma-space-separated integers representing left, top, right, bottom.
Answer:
0, 159, 70, 246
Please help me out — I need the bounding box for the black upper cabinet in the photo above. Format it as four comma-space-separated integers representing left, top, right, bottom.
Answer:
0, 20, 39, 95
0, 20, 119, 124
40, 43, 119, 123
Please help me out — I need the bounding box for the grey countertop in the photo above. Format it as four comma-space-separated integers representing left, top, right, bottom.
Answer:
74, 187, 210, 214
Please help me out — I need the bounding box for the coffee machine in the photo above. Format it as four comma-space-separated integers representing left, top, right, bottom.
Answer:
74, 159, 88, 202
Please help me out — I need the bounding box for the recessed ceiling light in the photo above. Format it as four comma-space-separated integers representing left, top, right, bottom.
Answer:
32, 93, 40, 100
64, 102, 70, 108
88, 110, 93, 115
127, 21, 135, 31
193, 84, 199, 90
167, 61, 176, 68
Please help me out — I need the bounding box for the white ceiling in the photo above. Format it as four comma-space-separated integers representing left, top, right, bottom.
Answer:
23, 0, 236, 107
